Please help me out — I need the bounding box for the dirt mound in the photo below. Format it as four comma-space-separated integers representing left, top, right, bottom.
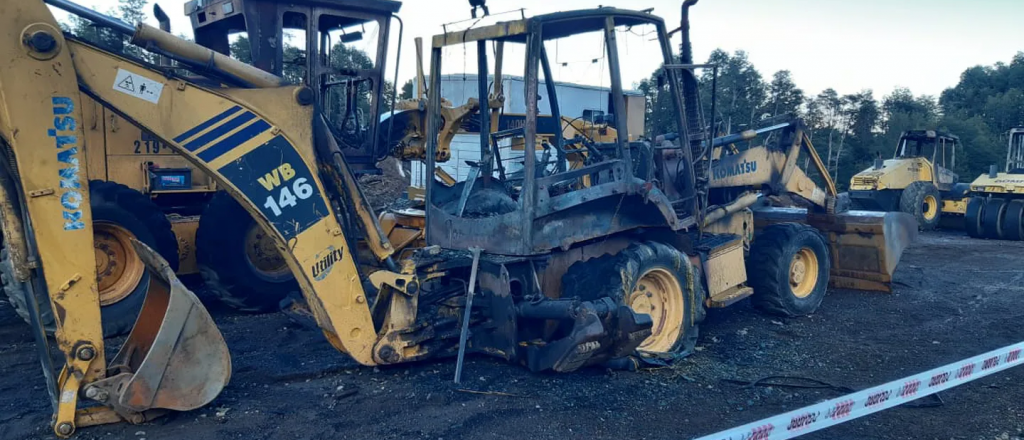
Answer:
358, 157, 411, 211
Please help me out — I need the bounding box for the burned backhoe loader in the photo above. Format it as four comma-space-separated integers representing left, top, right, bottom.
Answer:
1, 0, 914, 437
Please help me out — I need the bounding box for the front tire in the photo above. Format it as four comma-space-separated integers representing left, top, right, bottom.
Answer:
981, 198, 1008, 239
748, 223, 830, 317
196, 192, 299, 312
965, 197, 985, 238
563, 242, 704, 358
1003, 200, 1024, 241
900, 182, 941, 230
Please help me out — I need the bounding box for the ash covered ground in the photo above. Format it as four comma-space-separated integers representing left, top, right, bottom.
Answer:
1, 231, 1022, 440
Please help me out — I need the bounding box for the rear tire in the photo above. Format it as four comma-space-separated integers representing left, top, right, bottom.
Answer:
1003, 200, 1024, 241
2, 181, 178, 337
562, 242, 704, 358
196, 191, 299, 312
900, 182, 941, 230
981, 198, 1008, 239
748, 223, 830, 317
965, 197, 985, 238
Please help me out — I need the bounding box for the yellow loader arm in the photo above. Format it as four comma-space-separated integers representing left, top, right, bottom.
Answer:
699, 120, 917, 292
706, 120, 837, 211
0, 1, 406, 436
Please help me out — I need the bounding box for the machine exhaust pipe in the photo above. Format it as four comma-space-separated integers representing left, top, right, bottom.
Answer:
679, 0, 701, 129
680, 0, 699, 64
153, 4, 170, 32
152, 4, 171, 67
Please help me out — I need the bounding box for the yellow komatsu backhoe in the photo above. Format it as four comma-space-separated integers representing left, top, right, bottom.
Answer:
0, 0, 915, 437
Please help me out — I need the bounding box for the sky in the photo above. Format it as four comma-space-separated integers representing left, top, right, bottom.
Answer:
52, 0, 1024, 100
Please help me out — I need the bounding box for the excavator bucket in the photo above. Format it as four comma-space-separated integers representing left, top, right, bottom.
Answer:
754, 208, 918, 293
84, 240, 230, 422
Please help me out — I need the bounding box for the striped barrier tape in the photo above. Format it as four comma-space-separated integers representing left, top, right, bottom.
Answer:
693, 341, 1024, 440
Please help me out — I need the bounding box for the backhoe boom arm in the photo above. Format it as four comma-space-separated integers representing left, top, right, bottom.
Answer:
0, 2, 391, 435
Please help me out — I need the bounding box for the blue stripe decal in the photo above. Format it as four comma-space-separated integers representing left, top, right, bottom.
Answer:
173, 106, 243, 143
183, 111, 257, 152
197, 120, 272, 162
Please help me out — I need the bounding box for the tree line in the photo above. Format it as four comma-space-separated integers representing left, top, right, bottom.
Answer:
638, 49, 1024, 188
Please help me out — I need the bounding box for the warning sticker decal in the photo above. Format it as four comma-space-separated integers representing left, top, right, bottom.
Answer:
112, 68, 164, 104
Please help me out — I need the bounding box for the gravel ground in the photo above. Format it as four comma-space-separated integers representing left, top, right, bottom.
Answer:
1, 230, 1023, 440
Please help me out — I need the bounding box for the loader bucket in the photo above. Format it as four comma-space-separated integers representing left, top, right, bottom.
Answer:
753, 208, 918, 292
85, 239, 230, 420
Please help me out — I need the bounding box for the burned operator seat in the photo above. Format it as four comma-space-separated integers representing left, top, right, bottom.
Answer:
433, 164, 518, 218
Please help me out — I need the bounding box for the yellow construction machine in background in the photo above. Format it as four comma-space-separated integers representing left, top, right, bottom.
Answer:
848, 130, 969, 230
964, 127, 1024, 240
0, 0, 915, 438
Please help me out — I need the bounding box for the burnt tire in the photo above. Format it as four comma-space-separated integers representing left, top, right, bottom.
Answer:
562, 241, 704, 359
965, 197, 985, 238
1, 247, 52, 332
3, 180, 178, 337
981, 198, 1008, 239
196, 191, 298, 312
899, 181, 941, 231
1003, 200, 1024, 241
748, 223, 830, 317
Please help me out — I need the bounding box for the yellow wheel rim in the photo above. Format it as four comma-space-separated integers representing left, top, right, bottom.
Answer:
94, 222, 145, 306
788, 247, 819, 299
923, 195, 938, 220
244, 225, 289, 278
626, 268, 684, 353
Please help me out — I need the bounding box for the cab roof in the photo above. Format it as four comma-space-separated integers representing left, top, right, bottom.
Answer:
433, 8, 664, 48
901, 130, 959, 142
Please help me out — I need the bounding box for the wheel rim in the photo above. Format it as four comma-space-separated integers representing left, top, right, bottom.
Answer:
922, 195, 938, 220
626, 268, 685, 353
94, 222, 145, 306
788, 247, 819, 299
244, 225, 290, 279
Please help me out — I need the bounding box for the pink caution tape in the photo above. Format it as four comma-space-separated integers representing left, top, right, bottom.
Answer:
694, 342, 1024, 440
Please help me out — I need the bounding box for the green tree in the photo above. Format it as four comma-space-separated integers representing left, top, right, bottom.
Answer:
232, 35, 395, 133
766, 70, 804, 118
699, 49, 767, 133
229, 35, 306, 83
636, 72, 678, 138
837, 91, 881, 184
937, 52, 1024, 175
399, 79, 415, 100
116, 0, 147, 27
61, 0, 155, 62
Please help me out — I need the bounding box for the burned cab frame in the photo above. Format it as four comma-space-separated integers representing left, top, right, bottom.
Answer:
404, 9, 706, 373
186, 0, 401, 169
423, 9, 698, 255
